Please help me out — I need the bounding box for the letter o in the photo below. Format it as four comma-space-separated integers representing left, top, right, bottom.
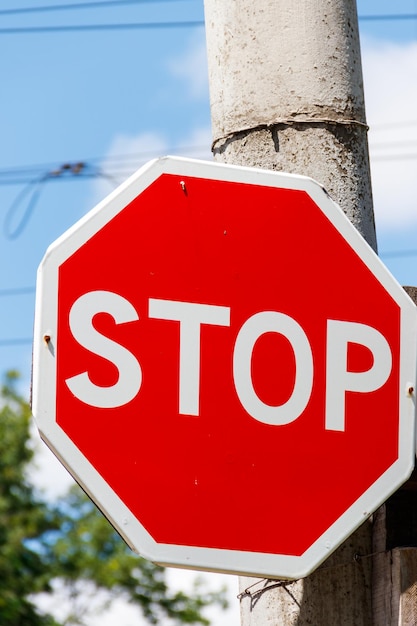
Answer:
233, 311, 314, 425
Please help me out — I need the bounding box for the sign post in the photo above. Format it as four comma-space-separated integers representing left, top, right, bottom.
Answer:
32, 156, 417, 580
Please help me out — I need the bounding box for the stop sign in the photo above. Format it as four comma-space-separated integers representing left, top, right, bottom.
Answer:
32, 156, 416, 580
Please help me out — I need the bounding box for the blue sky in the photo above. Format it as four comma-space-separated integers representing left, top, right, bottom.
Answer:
0, 1, 416, 624
0, 0, 211, 387
0, 0, 416, 392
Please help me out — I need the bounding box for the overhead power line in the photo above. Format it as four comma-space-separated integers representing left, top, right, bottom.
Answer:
2, 1, 417, 20
0, 0, 193, 16
0, 21, 204, 35
2, 162, 120, 240
2, 149, 416, 188
0, 286, 35, 297
0, 337, 33, 346
380, 249, 417, 259
0, 14, 415, 35
0, 140, 414, 238
0, 128, 412, 183
359, 13, 417, 21
0, 144, 210, 185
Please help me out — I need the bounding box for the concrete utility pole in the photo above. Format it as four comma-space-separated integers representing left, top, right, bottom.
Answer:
203, 0, 376, 249
203, 0, 390, 624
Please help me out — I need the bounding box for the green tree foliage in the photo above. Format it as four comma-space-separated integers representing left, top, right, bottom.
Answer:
0, 372, 227, 625
0, 371, 60, 625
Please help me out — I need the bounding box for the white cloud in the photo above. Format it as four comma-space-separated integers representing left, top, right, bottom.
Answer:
169, 32, 209, 100
100, 128, 211, 196
361, 37, 417, 229
166, 31, 417, 232
103, 131, 169, 166
88, 131, 169, 207
180, 125, 213, 160
89, 127, 213, 209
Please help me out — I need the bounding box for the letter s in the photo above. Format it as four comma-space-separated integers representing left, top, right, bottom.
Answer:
65, 291, 141, 408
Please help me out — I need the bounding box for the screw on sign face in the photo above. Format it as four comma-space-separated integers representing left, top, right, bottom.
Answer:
32, 157, 417, 580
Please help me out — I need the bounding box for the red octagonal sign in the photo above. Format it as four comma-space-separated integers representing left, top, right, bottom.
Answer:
32, 157, 417, 579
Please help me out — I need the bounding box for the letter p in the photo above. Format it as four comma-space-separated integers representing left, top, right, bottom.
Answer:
325, 320, 393, 431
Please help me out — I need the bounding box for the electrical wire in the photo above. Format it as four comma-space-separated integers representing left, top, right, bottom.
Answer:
0, 14, 414, 36
0, 21, 204, 35
0, 287, 35, 297
0, 124, 413, 184
3, 149, 417, 187
0, 144, 210, 185
2, 1, 417, 21
4, 176, 49, 240
2, 162, 119, 239
0, 4, 414, 350
380, 249, 417, 259
0, 131, 414, 238
0, 338, 33, 346
0, 0, 194, 16
359, 13, 417, 21
1, 169, 415, 237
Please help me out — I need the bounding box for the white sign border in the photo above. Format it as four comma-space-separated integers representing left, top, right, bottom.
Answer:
32, 156, 417, 580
